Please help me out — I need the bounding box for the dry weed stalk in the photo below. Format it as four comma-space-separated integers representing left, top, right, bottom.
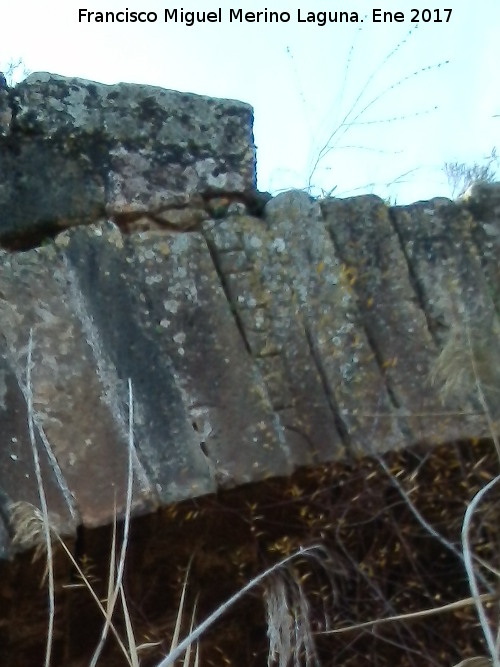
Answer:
434, 308, 500, 665
20, 330, 328, 667
430, 311, 500, 457
462, 474, 500, 667
321, 592, 497, 636
21, 303, 500, 666
155, 546, 326, 667
264, 570, 319, 667
24, 329, 55, 667
89, 377, 136, 667
315, 306, 500, 665
454, 658, 493, 667
9, 500, 55, 559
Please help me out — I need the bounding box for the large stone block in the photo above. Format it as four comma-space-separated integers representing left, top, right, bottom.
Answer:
0, 72, 256, 241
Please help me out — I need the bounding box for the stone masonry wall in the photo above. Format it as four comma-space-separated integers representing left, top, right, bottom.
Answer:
0, 73, 499, 560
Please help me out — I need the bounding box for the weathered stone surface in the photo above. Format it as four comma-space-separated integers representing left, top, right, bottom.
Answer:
462, 180, 500, 221
0, 72, 255, 243
321, 194, 487, 443
263, 191, 406, 457
1, 72, 500, 667
0, 88, 12, 135
0, 246, 154, 529
0, 72, 499, 566
0, 140, 105, 242
390, 195, 500, 422
61, 222, 291, 494
1, 182, 498, 548
0, 349, 75, 557
204, 211, 345, 465
153, 205, 209, 229
462, 181, 500, 313
0, 219, 294, 539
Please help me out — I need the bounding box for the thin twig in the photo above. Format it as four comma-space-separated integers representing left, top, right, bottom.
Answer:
26, 330, 55, 667
90, 378, 136, 666
375, 453, 494, 590
154, 546, 323, 667
54, 533, 133, 662
462, 474, 500, 667
320, 593, 497, 635
463, 318, 500, 463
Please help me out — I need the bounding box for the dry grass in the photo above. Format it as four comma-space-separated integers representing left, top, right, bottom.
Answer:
17, 329, 328, 667
11, 308, 500, 666
428, 312, 500, 666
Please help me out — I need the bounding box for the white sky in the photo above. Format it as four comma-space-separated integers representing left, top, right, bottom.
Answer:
2, 0, 499, 203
